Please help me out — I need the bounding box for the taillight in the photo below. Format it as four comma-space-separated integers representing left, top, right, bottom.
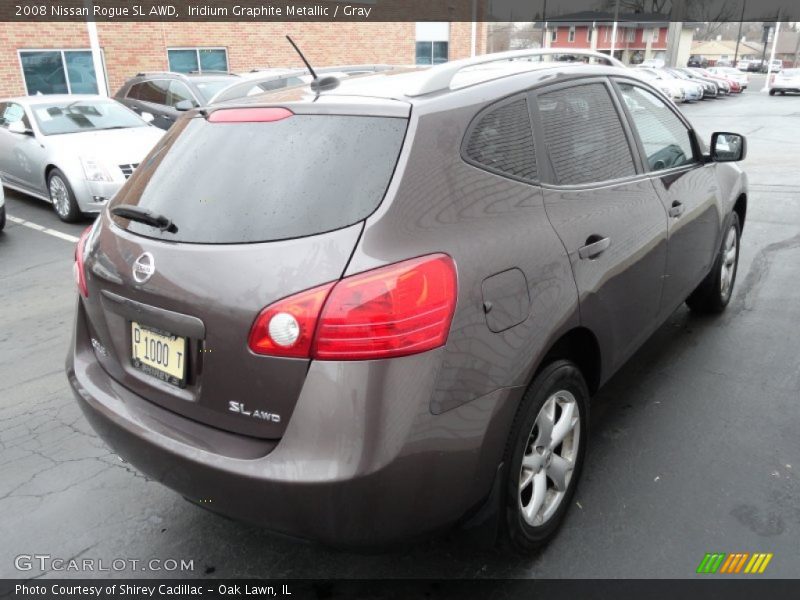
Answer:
248, 282, 335, 358
73, 225, 92, 298
208, 107, 293, 123
248, 254, 457, 360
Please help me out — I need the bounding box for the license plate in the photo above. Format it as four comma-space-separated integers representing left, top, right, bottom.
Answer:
131, 321, 187, 387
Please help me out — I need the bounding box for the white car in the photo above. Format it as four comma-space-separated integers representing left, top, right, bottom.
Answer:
769, 68, 800, 95
707, 66, 749, 89
0, 174, 5, 231
736, 60, 750, 71
640, 58, 665, 68
0, 95, 163, 222
632, 68, 686, 102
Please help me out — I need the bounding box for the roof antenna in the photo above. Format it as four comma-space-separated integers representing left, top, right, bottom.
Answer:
285, 35, 340, 93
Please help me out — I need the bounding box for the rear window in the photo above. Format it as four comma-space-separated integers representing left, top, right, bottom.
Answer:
109, 113, 407, 243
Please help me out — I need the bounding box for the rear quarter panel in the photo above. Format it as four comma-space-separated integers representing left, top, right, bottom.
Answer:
346, 95, 580, 416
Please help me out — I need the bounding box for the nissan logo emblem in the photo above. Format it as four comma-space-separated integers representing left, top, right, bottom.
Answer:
132, 252, 155, 283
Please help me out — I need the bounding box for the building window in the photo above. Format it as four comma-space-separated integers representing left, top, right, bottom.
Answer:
604, 28, 609, 42
415, 22, 449, 65
587, 27, 593, 42
652, 28, 660, 42
19, 49, 102, 95
551, 28, 558, 42
627, 29, 636, 42
568, 27, 576, 42
167, 48, 228, 73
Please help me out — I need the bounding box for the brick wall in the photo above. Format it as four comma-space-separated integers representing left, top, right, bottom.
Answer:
0, 21, 484, 97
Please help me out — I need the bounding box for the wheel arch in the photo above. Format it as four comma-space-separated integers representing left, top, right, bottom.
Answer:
733, 192, 747, 233
531, 327, 602, 396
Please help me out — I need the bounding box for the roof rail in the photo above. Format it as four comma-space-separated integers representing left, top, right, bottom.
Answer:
406, 49, 626, 97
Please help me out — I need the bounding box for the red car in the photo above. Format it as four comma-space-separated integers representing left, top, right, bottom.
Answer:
697, 68, 742, 93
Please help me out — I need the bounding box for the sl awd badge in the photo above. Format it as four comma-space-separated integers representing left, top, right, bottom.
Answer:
229, 401, 281, 423
132, 252, 155, 283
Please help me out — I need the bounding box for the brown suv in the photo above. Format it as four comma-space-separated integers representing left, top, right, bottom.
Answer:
67, 50, 747, 552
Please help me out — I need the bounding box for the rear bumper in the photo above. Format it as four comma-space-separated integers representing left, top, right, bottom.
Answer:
66, 302, 521, 546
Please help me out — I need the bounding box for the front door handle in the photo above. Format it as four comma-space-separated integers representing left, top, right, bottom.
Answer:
578, 235, 611, 260
669, 200, 685, 218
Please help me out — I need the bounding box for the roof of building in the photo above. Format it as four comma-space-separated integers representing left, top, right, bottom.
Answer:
774, 30, 800, 56
690, 40, 763, 56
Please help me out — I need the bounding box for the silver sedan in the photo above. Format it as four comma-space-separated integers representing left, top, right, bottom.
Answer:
0, 95, 163, 222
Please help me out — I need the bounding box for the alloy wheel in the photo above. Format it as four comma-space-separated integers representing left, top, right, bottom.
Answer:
519, 390, 581, 527
49, 176, 70, 218
720, 225, 738, 302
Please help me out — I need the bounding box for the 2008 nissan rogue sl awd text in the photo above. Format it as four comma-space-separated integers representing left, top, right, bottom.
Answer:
67, 50, 748, 553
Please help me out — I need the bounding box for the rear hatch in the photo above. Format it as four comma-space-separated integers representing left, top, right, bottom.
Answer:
80, 100, 409, 438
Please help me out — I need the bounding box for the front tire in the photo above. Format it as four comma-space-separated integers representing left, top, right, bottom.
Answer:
48, 169, 80, 223
687, 212, 741, 314
503, 360, 589, 553
769, 89, 776, 96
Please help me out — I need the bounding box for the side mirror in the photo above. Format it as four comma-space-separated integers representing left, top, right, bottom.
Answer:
175, 100, 195, 111
8, 121, 32, 135
140, 111, 155, 123
710, 132, 746, 162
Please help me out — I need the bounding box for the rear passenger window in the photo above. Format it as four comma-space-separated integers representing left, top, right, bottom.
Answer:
129, 80, 169, 105
537, 83, 636, 185
464, 97, 538, 183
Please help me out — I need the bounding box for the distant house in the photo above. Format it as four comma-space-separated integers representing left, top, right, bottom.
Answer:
689, 40, 764, 66
773, 30, 800, 67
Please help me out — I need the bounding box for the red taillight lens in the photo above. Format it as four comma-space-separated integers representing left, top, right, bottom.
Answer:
247, 254, 458, 360
315, 255, 457, 360
73, 226, 92, 298
208, 107, 294, 123
248, 282, 335, 358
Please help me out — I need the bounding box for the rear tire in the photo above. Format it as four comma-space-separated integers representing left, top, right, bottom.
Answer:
48, 169, 81, 223
502, 360, 589, 554
0, 205, 5, 232
769, 89, 776, 96
687, 212, 741, 314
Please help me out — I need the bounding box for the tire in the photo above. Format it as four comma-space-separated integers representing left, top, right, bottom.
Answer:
769, 89, 776, 96
0, 205, 5, 232
48, 169, 81, 223
503, 360, 589, 553
686, 212, 741, 314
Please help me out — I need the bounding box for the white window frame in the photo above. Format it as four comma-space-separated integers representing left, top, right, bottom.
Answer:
167, 47, 229, 73
551, 28, 558, 42
18, 48, 107, 95
568, 26, 576, 42
652, 28, 660, 42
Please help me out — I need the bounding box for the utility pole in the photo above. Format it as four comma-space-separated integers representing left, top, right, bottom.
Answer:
610, 0, 619, 59
733, 0, 746, 66
84, 1, 107, 96
762, 17, 781, 91
664, 0, 686, 68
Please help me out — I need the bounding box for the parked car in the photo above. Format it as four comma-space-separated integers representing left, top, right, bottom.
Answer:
68, 49, 747, 552
747, 60, 765, 72
687, 55, 709, 68
736, 59, 751, 71
765, 59, 784, 73
695, 68, 742, 93
640, 58, 665, 68
0, 175, 5, 232
707, 66, 749, 89
686, 68, 732, 94
631, 67, 685, 102
115, 72, 239, 130
666, 67, 719, 98
769, 68, 800, 95
0, 96, 164, 222
210, 70, 352, 104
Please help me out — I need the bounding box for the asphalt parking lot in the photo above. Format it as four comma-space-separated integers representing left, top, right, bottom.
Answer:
1, 74, 799, 579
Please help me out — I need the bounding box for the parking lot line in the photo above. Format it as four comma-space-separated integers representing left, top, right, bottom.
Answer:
7, 215, 80, 243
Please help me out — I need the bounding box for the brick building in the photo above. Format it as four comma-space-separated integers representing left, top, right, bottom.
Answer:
0, 21, 487, 97
546, 21, 670, 65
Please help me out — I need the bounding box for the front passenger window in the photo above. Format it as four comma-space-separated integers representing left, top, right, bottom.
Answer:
167, 81, 197, 108
617, 83, 695, 172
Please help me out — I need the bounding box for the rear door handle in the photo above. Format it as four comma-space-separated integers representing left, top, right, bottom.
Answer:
669, 201, 685, 218
578, 236, 611, 260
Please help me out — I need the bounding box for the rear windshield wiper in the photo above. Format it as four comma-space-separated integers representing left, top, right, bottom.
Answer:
111, 205, 177, 233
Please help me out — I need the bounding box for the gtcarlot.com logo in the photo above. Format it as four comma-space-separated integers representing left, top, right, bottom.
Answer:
696, 552, 773, 574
